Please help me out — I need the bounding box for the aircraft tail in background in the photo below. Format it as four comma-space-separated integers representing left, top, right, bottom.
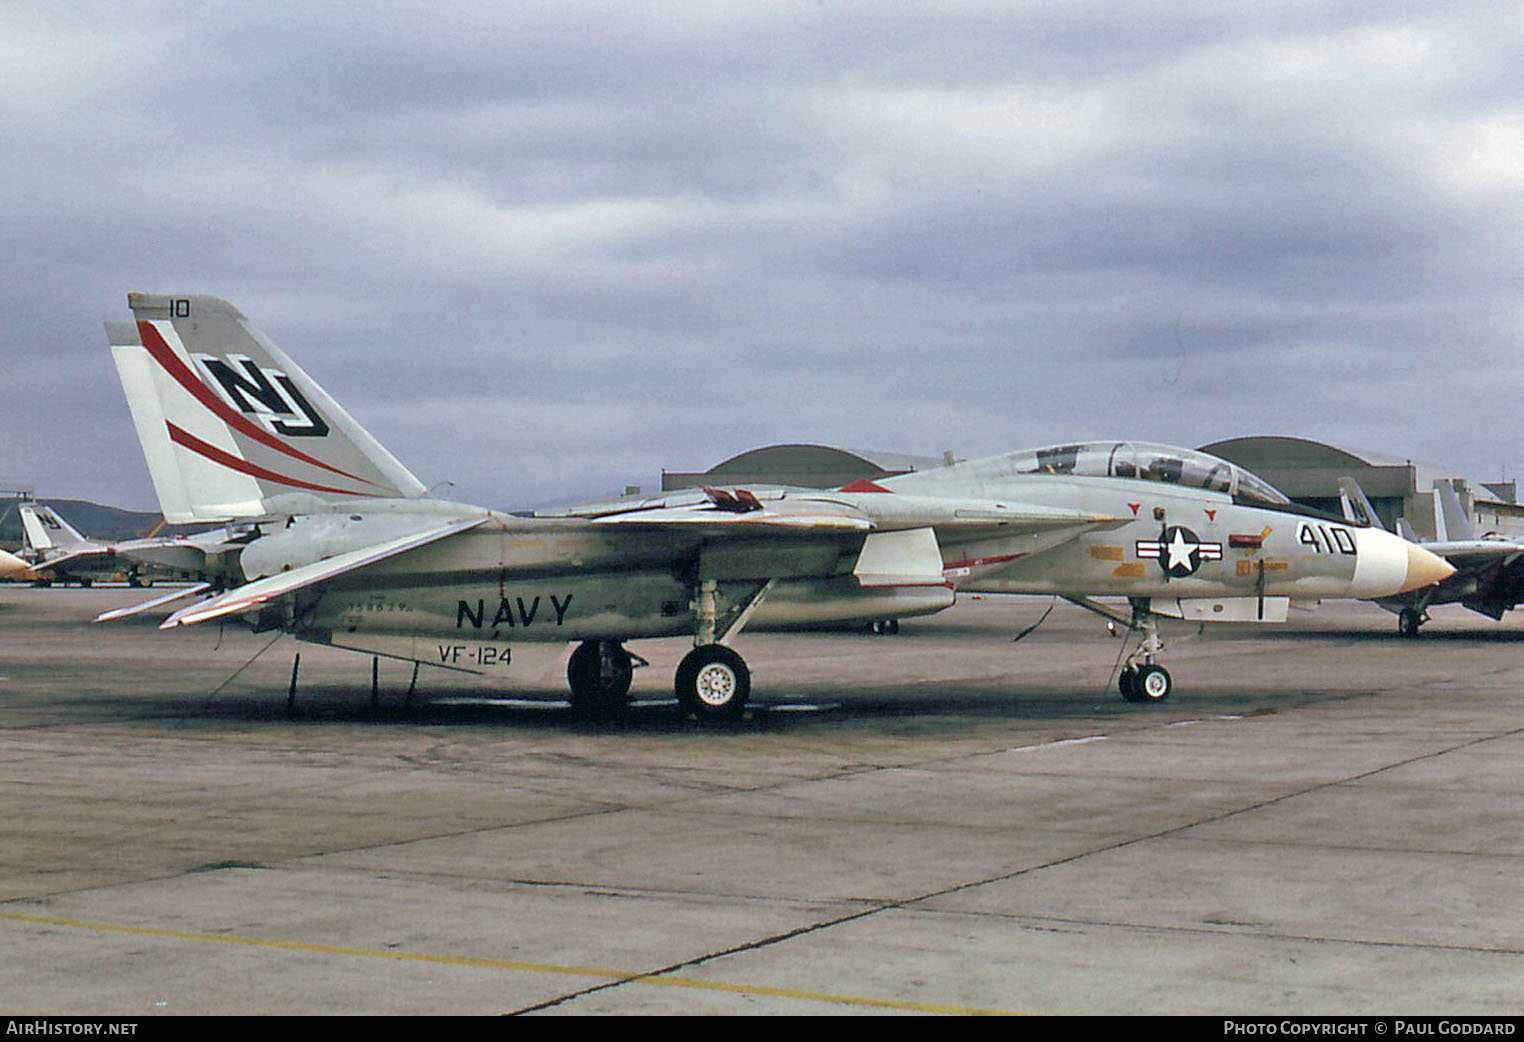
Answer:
18, 502, 90, 553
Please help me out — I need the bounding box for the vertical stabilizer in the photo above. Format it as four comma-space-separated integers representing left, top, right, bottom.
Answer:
18, 503, 90, 553
1433, 480, 1474, 543
1336, 477, 1384, 530
107, 294, 428, 522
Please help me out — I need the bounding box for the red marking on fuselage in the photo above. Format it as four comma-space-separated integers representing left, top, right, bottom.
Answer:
943, 552, 1025, 571
1128, 502, 1140, 516
839, 479, 892, 493
1205, 509, 1217, 522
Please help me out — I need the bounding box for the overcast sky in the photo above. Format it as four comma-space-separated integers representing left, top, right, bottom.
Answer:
3, 1, 1520, 513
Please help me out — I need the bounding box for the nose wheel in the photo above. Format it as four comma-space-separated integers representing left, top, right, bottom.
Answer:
1397, 608, 1426, 637
1119, 663, 1172, 703
1069, 596, 1176, 704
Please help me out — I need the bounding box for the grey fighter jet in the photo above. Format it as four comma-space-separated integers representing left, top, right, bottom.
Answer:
101, 294, 1453, 715
1339, 477, 1524, 636
16, 500, 246, 590
16, 502, 120, 585
0, 546, 32, 581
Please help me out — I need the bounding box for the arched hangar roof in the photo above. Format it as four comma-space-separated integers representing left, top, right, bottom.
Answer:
706, 444, 942, 477
662, 443, 947, 491
1199, 435, 1425, 499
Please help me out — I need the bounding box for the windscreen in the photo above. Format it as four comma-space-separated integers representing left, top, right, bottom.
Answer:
1010, 441, 1291, 506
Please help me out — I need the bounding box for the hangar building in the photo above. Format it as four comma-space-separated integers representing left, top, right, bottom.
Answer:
1201, 436, 1523, 542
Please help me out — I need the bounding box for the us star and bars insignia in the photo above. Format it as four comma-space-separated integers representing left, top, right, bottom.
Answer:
1136, 526, 1224, 578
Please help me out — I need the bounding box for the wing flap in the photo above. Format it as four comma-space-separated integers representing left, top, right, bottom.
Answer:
27, 547, 115, 572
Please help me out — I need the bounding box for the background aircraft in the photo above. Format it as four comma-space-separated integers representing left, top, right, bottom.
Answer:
101, 294, 1452, 715
0, 546, 32, 580
16, 500, 247, 590
16, 502, 132, 586
1339, 477, 1524, 635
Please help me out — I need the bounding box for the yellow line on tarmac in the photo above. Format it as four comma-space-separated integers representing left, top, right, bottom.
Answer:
0, 909, 1021, 1016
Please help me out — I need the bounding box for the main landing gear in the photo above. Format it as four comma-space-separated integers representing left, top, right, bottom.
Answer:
568, 639, 752, 720
565, 579, 772, 722
674, 644, 750, 720
566, 639, 636, 716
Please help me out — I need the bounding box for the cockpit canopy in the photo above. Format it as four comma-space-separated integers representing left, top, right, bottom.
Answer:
1007, 441, 1290, 507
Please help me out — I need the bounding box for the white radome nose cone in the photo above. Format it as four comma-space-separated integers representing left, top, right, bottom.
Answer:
1399, 542, 1456, 594
1351, 528, 1454, 598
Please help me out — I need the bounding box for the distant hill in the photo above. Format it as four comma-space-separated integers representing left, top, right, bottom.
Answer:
0, 498, 186, 549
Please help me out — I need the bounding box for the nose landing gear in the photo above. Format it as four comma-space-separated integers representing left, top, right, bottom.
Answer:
1071, 596, 1174, 703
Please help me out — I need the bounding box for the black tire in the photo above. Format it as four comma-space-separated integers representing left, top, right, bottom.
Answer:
1397, 610, 1422, 638
675, 644, 750, 720
1119, 667, 1142, 703
1133, 664, 1172, 702
566, 640, 633, 715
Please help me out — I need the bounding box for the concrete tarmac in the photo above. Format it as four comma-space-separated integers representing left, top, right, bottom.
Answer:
1, 585, 1522, 1015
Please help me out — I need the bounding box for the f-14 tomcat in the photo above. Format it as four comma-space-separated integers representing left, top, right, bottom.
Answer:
15, 500, 248, 590
102, 294, 1453, 716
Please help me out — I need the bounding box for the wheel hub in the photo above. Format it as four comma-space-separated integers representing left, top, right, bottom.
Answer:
694, 663, 737, 707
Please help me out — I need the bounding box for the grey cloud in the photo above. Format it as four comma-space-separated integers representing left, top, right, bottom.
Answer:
2, 2, 1521, 511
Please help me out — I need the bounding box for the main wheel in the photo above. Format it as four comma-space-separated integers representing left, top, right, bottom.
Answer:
1133, 664, 1172, 702
1397, 609, 1423, 638
567, 640, 633, 716
675, 644, 750, 720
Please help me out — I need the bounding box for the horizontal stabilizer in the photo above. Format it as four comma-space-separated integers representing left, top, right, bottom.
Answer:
161, 516, 489, 629
95, 583, 214, 623
25, 546, 113, 572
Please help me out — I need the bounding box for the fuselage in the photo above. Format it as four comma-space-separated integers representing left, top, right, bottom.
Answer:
236, 500, 952, 668
230, 447, 1448, 674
